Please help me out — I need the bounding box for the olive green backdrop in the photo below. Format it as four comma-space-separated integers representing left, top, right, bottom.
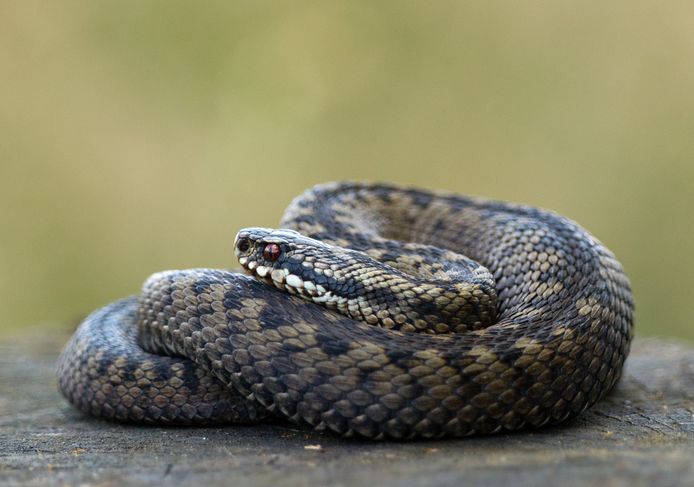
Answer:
1, 2, 692, 341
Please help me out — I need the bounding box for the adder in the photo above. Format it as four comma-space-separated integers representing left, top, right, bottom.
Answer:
57, 181, 634, 439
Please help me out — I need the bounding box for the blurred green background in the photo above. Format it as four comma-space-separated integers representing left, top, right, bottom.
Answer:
1, 2, 692, 341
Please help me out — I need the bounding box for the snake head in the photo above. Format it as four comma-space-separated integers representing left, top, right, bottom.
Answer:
234, 226, 499, 332
234, 227, 336, 298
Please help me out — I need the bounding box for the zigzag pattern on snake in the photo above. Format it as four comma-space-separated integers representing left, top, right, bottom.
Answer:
57, 181, 634, 439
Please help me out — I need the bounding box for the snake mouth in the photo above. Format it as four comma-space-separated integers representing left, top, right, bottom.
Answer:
240, 259, 330, 300
237, 255, 351, 312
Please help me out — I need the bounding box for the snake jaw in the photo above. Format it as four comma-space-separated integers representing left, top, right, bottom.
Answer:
241, 256, 359, 318
235, 235, 337, 306
242, 257, 331, 303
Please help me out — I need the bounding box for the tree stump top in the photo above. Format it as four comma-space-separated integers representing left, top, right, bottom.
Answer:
1, 330, 692, 487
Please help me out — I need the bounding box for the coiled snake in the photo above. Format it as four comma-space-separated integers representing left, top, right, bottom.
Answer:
57, 182, 634, 439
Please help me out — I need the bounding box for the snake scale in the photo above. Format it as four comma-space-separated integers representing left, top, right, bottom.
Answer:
57, 182, 634, 439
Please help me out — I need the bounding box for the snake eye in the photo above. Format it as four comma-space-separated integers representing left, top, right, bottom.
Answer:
263, 243, 281, 261
236, 238, 251, 253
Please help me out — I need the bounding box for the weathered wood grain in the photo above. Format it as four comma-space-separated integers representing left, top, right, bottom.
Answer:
1, 331, 692, 487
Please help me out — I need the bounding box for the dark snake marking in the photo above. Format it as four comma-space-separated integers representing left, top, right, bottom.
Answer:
57, 182, 634, 439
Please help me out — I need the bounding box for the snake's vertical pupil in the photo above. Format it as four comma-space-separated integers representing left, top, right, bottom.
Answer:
263, 243, 281, 261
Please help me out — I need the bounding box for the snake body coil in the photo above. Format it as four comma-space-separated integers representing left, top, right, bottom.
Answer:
57, 182, 634, 439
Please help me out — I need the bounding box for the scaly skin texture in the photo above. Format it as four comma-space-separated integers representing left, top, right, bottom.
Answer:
57, 182, 634, 439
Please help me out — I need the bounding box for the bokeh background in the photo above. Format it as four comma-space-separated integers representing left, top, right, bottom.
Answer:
1, 2, 692, 341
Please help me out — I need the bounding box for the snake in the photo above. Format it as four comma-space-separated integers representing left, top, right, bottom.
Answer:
57, 181, 634, 439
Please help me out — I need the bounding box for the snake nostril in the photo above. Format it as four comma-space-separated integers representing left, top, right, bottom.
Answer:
236, 238, 251, 253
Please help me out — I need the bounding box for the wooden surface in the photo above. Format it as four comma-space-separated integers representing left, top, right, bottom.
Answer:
1, 330, 692, 487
